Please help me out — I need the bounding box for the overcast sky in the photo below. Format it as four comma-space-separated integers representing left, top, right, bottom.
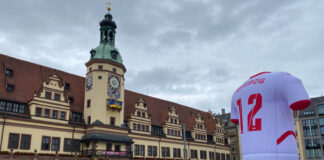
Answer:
1, 0, 323, 114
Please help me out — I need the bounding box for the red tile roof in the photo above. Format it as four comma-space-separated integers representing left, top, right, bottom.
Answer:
0, 54, 219, 134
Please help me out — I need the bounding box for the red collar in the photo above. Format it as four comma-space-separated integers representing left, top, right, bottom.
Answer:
249, 72, 271, 79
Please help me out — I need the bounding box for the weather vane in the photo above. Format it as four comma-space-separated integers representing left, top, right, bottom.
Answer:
105, 0, 111, 12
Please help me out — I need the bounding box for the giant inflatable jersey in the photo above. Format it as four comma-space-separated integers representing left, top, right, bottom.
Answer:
231, 72, 311, 160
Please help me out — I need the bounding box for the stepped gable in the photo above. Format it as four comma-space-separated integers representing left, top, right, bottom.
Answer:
124, 90, 218, 134
0, 54, 85, 113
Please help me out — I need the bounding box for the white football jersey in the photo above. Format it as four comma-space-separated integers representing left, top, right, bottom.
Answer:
231, 72, 310, 160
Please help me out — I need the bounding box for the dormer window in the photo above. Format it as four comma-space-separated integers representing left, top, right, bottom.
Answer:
54, 93, 60, 101
142, 112, 146, 118
111, 51, 118, 60
64, 83, 70, 90
5, 69, 13, 77
137, 111, 141, 117
6, 84, 15, 92
69, 97, 74, 104
45, 92, 52, 99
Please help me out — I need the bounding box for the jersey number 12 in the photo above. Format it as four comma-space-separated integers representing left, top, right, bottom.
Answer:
237, 93, 262, 134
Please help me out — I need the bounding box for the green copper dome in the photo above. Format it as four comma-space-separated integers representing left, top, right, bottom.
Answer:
89, 12, 123, 64
90, 43, 123, 63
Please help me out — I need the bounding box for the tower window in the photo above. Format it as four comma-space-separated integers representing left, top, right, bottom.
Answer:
98, 65, 103, 70
89, 67, 92, 72
109, 32, 113, 41
87, 116, 91, 125
110, 117, 115, 126
104, 31, 108, 41
98, 76, 102, 79
5, 69, 13, 77
111, 51, 118, 60
87, 99, 91, 108
6, 84, 15, 92
113, 68, 116, 73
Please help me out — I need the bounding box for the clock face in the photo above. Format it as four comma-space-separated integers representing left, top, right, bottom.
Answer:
109, 77, 119, 88
86, 77, 93, 87
108, 74, 121, 99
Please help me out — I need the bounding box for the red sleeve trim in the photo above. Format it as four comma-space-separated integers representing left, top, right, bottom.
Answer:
290, 99, 311, 110
277, 130, 296, 145
231, 119, 239, 124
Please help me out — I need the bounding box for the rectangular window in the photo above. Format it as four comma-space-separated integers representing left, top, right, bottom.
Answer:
5, 69, 13, 77
20, 134, 31, 150
64, 139, 71, 152
318, 104, 324, 115
137, 124, 141, 131
44, 109, 50, 118
137, 111, 141, 117
142, 112, 146, 118
148, 146, 153, 156
64, 83, 70, 90
140, 145, 145, 156
87, 116, 91, 124
87, 99, 91, 108
221, 153, 226, 160
98, 65, 103, 70
52, 110, 58, 119
209, 151, 215, 160
142, 125, 145, 131
110, 117, 115, 126
12, 103, 19, 112
36, 108, 42, 117
106, 143, 112, 151
6, 102, 13, 112
115, 145, 120, 151
200, 150, 207, 159
153, 146, 157, 157
191, 150, 197, 159
8, 133, 19, 149
45, 91, 52, 99
173, 148, 181, 158
41, 136, 50, 150
54, 93, 60, 101
216, 152, 221, 160
51, 137, 60, 151
60, 111, 66, 120
6, 84, 15, 92
72, 139, 80, 152
113, 68, 116, 73
146, 125, 149, 132
68, 97, 74, 104
162, 147, 165, 157
133, 123, 136, 130
19, 104, 25, 113
0, 100, 5, 111
166, 147, 170, 157
135, 145, 139, 156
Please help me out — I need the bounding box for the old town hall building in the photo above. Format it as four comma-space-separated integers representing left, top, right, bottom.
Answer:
0, 9, 230, 160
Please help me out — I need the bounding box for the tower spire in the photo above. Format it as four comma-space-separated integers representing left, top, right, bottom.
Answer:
105, 0, 111, 12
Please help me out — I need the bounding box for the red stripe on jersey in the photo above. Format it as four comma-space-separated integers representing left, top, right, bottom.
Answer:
290, 99, 311, 110
249, 72, 271, 79
231, 119, 239, 124
277, 130, 296, 145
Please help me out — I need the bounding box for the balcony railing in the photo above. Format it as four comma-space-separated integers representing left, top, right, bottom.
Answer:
81, 150, 132, 158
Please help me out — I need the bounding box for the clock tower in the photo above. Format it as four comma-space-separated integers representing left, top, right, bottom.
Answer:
84, 10, 126, 127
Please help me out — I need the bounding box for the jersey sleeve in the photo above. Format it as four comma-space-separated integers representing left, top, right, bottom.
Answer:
280, 73, 311, 110
231, 96, 239, 124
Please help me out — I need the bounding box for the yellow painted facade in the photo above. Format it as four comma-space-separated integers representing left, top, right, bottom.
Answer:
0, 9, 231, 160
